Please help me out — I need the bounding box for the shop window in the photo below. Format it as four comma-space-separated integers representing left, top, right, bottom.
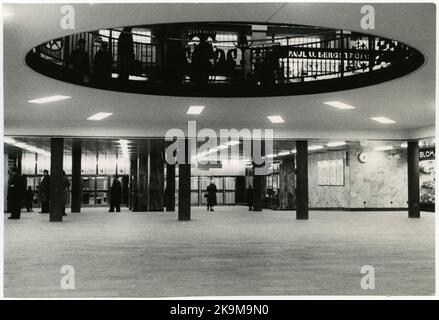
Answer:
317, 159, 344, 186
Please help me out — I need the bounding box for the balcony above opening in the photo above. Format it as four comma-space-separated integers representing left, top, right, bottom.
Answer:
25, 22, 425, 97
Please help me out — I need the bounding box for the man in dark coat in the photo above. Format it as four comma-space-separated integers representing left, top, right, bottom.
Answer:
69, 38, 90, 83
117, 27, 134, 82
246, 185, 254, 211
109, 176, 122, 212
40, 169, 50, 213
8, 167, 24, 219
93, 41, 113, 85
191, 34, 214, 85
206, 178, 217, 212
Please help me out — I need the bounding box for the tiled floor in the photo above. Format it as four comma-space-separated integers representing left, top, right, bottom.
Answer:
3, 206, 435, 297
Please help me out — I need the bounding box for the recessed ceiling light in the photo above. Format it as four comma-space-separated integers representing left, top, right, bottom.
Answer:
370, 117, 396, 124
28, 95, 71, 104
308, 145, 323, 151
374, 145, 394, 151
187, 106, 205, 115
267, 115, 285, 123
327, 141, 346, 147
87, 112, 113, 121
324, 101, 355, 110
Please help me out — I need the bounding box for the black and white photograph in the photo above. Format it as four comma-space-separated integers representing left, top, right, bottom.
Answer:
0, 0, 436, 302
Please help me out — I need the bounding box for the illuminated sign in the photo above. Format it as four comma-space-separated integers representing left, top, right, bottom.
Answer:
419, 147, 435, 161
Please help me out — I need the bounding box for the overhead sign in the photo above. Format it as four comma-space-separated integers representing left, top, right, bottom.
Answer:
419, 147, 435, 161
285, 48, 370, 60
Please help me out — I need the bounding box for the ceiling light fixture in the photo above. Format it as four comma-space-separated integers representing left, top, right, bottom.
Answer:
277, 151, 291, 156
374, 145, 394, 151
87, 112, 113, 121
327, 141, 346, 147
308, 145, 323, 151
400, 142, 408, 148
187, 105, 205, 115
267, 115, 285, 123
28, 95, 71, 104
370, 117, 396, 124
324, 101, 355, 110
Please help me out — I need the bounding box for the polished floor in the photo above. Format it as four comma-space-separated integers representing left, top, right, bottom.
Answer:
4, 206, 435, 297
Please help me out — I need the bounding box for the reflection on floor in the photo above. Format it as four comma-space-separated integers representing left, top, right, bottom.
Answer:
4, 206, 435, 297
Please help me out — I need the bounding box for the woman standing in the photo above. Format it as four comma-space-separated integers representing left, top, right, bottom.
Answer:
206, 178, 217, 212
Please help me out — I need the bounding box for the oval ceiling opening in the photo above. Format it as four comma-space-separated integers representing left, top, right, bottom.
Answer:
26, 22, 424, 97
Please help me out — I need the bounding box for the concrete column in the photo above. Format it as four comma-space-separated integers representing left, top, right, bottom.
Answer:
15, 148, 22, 175
279, 155, 295, 210
149, 151, 165, 211
166, 163, 176, 211
50, 138, 64, 222
408, 141, 420, 218
252, 138, 265, 212
296, 141, 309, 220
253, 173, 263, 211
71, 139, 82, 213
178, 138, 191, 221
130, 158, 138, 211
137, 155, 149, 211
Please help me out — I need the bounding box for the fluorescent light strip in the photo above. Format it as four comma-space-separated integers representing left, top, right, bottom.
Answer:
370, 117, 396, 124
187, 106, 205, 115
277, 151, 291, 156
308, 145, 323, 151
28, 95, 71, 104
267, 115, 285, 123
87, 112, 113, 121
400, 142, 408, 148
324, 101, 355, 110
265, 154, 276, 158
5, 139, 49, 155
374, 145, 394, 151
327, 141, 346, 147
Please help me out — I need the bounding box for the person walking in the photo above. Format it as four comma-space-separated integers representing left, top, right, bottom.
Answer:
62, 171, 70, 216
109, 176, 122, 212
40, 169, 50, 213
206, 178, 217, 212
246, 185, 254, 211
25, 186, 34, 212
8, 167, 24, 219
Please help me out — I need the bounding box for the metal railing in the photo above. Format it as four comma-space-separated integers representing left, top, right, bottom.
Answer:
31, 27, 420, 88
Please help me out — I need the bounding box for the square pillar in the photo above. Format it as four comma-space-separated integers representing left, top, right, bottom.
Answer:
178, 138, 191, 221
149, 151, 165, 211
71, 139, 82, 213
137, 155, 149, 211
408, 141, 420, 218
279, 155, 295, 210
166, 163, 176, 211
130, 158, 138, 211
296, 140, 309, 220
50, 138, 64, 222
